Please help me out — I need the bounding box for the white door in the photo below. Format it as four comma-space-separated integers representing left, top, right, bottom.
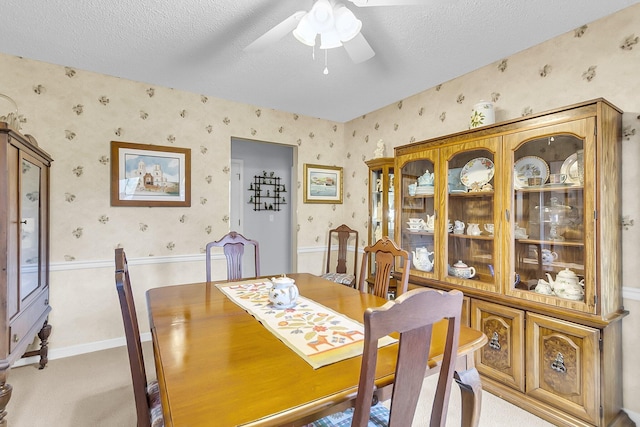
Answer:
230, 159, 243, 232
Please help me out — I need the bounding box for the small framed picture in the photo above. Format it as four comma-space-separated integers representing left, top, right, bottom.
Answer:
303, 164, 343, 204
110, 141, 191, 207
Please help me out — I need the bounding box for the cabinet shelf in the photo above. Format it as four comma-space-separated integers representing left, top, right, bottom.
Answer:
517, 185, 582, 193
517, 238, 583, 247
449, 234, 493, 241
448, 191, 494, 198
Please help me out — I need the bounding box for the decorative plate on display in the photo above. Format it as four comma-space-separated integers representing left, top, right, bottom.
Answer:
514, 156, 549, 188
460, 158, 495, 189
560, 153, 580, 184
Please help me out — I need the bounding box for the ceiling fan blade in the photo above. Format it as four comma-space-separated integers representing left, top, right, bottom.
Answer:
349, 0, 426, 6
343, 32, 375, 63
244, 11, 306, 52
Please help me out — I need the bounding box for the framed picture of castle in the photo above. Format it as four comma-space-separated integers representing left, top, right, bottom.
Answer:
110, 141, 191, 207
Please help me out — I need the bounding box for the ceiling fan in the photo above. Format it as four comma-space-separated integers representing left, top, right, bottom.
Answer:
244, 0, 425, 64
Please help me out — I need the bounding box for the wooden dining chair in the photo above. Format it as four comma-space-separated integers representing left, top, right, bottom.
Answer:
205, 231, 260, 282
321, 224, 359, 287
308, 287, 464, 427
358, 236, 410, 299
114, 248, 164, 427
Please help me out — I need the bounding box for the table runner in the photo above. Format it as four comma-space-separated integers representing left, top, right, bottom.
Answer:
216, 280, 396, 369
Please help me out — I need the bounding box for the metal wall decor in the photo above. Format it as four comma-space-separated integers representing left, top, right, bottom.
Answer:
248, 171, 286, 211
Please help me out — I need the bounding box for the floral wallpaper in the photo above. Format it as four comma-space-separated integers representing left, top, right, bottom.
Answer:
0, 59, 351, 262
0, 1, 639, 418
342, 5, 639, 286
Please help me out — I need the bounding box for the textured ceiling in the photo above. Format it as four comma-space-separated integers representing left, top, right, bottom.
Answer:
1, 0, 637, 122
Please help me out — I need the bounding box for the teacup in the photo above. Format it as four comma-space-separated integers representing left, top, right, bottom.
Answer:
528, 177, 543, 186
408, 218, 422, 224
549, 173, 567, 184
514, 225, 528, 238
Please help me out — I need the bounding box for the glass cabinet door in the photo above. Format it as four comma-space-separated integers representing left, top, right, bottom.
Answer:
398, 153, 438, 278
443, 138, 501, 293
20, 154, 42, 300
366, 158, 394, 281
505, 119, 594, 312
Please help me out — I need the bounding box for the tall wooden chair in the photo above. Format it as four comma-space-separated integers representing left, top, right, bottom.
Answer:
321, 224, 359, 287
114, 248, 164, 427
358, 236, 410, 299
205, 231, 260, 282
308, 288, 464, 426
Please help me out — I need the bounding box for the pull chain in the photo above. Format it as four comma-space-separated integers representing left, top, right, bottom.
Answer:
323, 50, 329, 75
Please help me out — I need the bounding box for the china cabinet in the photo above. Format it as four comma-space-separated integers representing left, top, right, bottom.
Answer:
393, 99, 633, 426
365, 157, 395, 289
0, 123, 52, 424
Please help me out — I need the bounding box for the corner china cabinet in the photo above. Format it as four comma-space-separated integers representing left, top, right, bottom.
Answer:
393, 99, 633, 426
0, 123, 52, 423
365, 157, 395, 294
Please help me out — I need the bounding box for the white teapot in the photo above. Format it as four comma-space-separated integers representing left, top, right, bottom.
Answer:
545, 268, 584, 298
412, 247, 434, 272
417, 170, 435, 186
268, 275, 299, 309
534, 248, 558, 265
449, 260, 476, 279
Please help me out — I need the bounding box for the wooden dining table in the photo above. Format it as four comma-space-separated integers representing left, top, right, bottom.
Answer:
146, 273, 487, 427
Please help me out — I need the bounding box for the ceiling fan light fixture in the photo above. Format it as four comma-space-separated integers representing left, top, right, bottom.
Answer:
308, 0, 335, 33
293, 14, 317, 46
333, 5, 362, 42
320, 29, 343, 49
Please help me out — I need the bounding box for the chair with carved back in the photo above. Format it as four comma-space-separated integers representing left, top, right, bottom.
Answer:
357, 236, 410, 299
321, 224, 359, 287
114, 248, 164, 427
308, 287, 464, 426
205, 231, 260, 282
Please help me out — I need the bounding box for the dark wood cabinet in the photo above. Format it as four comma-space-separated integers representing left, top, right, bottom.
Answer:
0, 123, 52, 424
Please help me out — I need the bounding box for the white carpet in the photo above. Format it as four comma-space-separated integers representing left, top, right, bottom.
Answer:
6, 343, 553, 426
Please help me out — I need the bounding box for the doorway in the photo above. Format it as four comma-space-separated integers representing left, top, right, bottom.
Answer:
230, 138, 295, 276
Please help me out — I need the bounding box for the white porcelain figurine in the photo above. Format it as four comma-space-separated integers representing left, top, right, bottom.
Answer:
374, 139, 385, 158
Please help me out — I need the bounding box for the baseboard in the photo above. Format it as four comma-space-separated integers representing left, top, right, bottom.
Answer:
626, 409, 640, 424
11, 332, 152, 368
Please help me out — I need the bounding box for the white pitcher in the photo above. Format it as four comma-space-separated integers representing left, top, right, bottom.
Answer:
268, 276, 299, 309
466, 223, 481, 236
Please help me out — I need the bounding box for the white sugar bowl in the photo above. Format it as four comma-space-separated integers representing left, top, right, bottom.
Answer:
268, 276, 299, 309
